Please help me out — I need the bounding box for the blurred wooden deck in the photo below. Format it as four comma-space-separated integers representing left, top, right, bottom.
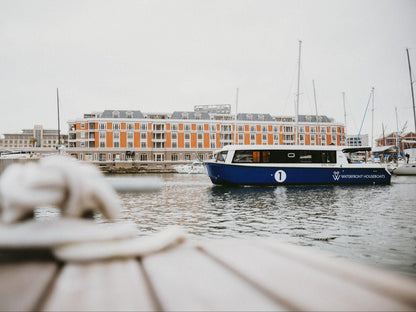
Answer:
1, 238, 416, 311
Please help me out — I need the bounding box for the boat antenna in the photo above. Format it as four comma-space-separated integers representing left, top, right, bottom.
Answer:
295, 40, 302, 145
406, 48, 416, 133
312, 79, 318, 145
234, 87, 239, 144
56, 88, 61, 147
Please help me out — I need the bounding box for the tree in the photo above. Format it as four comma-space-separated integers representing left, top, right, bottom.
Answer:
30, 137, 38, 148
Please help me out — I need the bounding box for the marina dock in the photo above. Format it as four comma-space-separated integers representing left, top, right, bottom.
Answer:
1, 237, 416, 311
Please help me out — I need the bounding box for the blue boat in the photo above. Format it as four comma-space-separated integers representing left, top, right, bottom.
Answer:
204, 145, 391, 185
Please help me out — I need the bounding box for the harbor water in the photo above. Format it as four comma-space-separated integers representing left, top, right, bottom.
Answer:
115, 173, 416, 278
38, 173, 416, 277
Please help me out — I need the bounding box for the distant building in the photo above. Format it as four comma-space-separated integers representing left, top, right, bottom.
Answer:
66, 105, 346, 170
0, 125, 68, 149
375, 132, 416, 150
345, 134, 369, 147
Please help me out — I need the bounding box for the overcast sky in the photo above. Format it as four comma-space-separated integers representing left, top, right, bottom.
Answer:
1, 0, 415, 142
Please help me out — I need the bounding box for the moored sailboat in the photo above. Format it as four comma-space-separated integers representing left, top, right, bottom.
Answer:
393, 48, 416, 176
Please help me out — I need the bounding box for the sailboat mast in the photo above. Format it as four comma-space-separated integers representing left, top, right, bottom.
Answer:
395, 106, 400, 159
312, 79, 318, 145
295, 40, 302, 145
56, 88, 61, 147
342, 92, 347, 142
234, 88, 239, 144
371, 87, 375, 150
406, 48, 416, 133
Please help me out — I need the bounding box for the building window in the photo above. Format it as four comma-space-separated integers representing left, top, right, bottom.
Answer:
197, 133, 203, 140
171, 154, 178, 161
140, 124, 147, 131
140, 154, 147, 161
114, 142, 120, 148
250, 126, 256, 132
100, 142, 105, 148
171, 123, 178, 131
198, 142, 203, 148
172, 142, 177, 148
171, 132, 177, 140
126, 111, 133, 118
184, 133, 190, 140
113, 123, 120, 130
127, 123, 134, 130
197, 124, 203, 131
185, 142, 190, 148
141, 142, 147, 148
185, 154, 191, 161
99, 123, 106, 130
184, 124, 191, 131
127, 142, 133, 148
141, 133, 147, 140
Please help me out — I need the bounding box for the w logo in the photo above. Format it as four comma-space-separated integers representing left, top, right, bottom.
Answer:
332, 171, 340, 181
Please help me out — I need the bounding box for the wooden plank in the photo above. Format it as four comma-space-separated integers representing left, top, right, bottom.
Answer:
0, 261, 59, 311
198, 239, 415, 311
41, 259, 156, 311
142, 242, 286, 311
258, 238, 416, 308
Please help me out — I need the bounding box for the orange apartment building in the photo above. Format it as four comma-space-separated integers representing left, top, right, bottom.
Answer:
67, 105, 345, 170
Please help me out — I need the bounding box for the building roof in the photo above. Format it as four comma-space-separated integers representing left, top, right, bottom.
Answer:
237, 113, 274, 121
101, 110, 145, 119
298, 115, 334, 123
171, 111, 211, 120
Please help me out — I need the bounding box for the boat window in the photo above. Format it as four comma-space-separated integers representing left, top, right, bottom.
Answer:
233, 150, 254, 163
262, 151, 270, 163
253, 151, 260, 163
216, 151, 228, 162
232, 149, 337, 164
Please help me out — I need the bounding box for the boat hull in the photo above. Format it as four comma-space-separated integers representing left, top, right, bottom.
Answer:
204, 163, 391, 185
392, 164, 416, 175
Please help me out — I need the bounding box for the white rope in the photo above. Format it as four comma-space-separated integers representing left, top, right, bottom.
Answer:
0, 156, 120, 223
0, 156, 187, 261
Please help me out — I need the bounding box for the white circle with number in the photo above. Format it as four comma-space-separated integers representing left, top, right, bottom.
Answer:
274, 170, 287, 183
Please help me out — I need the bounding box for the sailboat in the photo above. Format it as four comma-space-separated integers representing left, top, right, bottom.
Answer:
392, 48, 416, 175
